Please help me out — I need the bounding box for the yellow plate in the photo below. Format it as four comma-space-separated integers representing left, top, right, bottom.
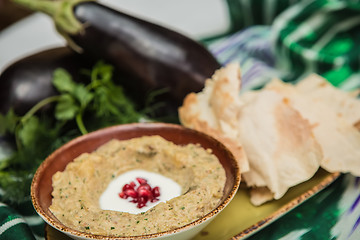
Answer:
46, 169, 339, 240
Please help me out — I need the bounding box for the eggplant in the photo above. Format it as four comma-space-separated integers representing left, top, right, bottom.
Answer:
0, 47, 93, 115
12, 0, 220, 107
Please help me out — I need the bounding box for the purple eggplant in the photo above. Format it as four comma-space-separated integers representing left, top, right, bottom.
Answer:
12, 0, 220, 106
0, 47, 93, 115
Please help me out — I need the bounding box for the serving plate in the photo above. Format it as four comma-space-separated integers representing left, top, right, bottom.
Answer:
0, 3, 348, 240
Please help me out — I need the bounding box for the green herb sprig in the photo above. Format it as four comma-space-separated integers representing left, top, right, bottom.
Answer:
0, 61, 156, 203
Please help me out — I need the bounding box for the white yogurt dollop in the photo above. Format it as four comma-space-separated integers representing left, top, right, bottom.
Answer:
99, 169, 182, 214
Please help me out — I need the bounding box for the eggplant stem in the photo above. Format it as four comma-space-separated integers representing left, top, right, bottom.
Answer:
12, 0, 93, 51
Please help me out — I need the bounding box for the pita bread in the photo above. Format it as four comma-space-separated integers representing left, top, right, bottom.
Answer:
266, 79, 360, 176
249, 187, 274, 206
295, 74, 360, 126
238, 90, 322, 200
179, 63, 249, 172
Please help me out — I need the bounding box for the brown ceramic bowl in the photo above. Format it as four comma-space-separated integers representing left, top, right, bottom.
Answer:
31, 122, 240, 240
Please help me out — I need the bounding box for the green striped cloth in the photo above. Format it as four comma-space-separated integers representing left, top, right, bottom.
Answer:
0, 203, 36, 240
272, 0, 360, 89
222, 0, 360, 90
226, 0, 302, 30
0, 198, 46, 240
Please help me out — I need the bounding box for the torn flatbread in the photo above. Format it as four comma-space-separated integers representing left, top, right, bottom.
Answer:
238, 90, 323, 200
295, 74, 360, 126
249, 187, 274, 206
266, 79, 360, 176
178, 63, 249, 173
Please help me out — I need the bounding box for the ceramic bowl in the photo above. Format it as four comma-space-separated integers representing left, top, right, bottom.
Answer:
31, 122, 241, 240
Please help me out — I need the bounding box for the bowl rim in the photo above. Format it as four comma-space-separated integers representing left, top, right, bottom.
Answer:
31, 122, 241, 239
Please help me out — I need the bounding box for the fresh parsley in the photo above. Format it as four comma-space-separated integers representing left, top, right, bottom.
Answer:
0, 61, 158, 203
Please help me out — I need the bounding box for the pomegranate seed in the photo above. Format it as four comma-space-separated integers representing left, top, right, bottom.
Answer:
137, 202, 146, 208
138, 185, 151, 192
130, 181, 136, 188
138, 188, 152, 198
122, 184, 133, 192
136, 178, 147, 185
124, 189, 138, 198
152, 187, 160, 197
138, 196, 147, 204
119, 192, 127, 199
139, 183, 151, 191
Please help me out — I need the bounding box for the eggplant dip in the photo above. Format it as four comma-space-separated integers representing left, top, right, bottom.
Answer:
49, 135, 226, 236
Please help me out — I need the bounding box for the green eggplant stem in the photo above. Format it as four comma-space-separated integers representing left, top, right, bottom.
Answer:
12, 0, 93, 51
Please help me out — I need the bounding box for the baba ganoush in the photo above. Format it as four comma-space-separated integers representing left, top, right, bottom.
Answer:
49, 135, 226, 236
